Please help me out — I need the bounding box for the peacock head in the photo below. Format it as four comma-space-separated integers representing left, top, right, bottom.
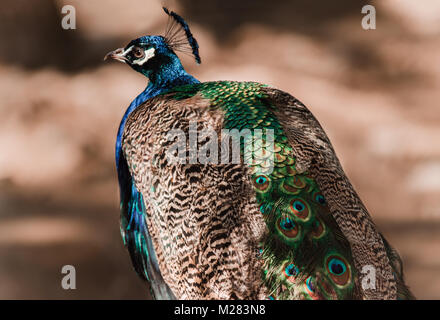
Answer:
104, 8, 200, 82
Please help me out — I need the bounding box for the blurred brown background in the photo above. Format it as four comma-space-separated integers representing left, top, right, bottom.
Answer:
0, 0, 439, 299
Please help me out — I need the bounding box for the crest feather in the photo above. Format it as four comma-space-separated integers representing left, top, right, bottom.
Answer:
163, 7, 201, 64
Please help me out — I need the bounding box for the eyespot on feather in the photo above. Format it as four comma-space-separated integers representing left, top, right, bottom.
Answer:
313, 191, 326, 206
277, 216, 300, 239
283, 261, 299, 283
289, 198, 310, 220
304, 276, 321, 300
253, 175, 270, 192
325, 255, 351, 286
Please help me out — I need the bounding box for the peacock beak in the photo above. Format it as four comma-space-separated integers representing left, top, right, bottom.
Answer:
104, 48, 128, 63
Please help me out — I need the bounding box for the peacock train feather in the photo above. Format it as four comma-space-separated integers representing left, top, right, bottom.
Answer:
105, 8, 414, 300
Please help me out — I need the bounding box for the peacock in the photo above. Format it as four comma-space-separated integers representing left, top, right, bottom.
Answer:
105, 7, 413, 300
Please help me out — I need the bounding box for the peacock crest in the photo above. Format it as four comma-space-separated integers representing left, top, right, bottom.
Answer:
163, 7, 201, 64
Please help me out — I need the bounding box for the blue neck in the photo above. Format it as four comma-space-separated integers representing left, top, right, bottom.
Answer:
115, 66, 199, 173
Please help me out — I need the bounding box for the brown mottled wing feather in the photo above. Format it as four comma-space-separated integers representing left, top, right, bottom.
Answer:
122, 94, 268, 299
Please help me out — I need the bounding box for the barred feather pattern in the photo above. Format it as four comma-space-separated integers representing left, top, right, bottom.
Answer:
123, 94, 268, 299
122, 81, 413, 299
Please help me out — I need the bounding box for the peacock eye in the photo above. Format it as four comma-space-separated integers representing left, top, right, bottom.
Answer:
289, 198, 310, 220
326, 255, 350, 286
277, 216, 299, 239
329, 259, 345, 275
283, 262, 299, 283
304, 276, 321, 300
305, 276, 315, 293
280, 217, 295, 230
132, 47, 144, 58
315, 193, 326, 205
253, 175, 270, 192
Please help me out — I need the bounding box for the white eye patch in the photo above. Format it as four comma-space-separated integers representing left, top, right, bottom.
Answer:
122, 45, 134, 57
132, 47, 156, 66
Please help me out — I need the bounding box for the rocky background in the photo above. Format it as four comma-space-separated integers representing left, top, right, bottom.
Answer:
0, 0, 439, 299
